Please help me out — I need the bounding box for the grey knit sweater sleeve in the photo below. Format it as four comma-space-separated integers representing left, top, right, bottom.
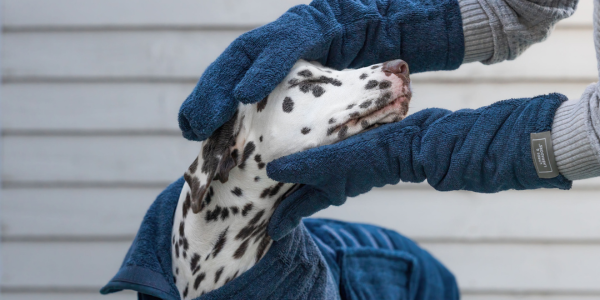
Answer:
457, 0, 600, 181
458, 0, 578, 64
551, 0, 600, 180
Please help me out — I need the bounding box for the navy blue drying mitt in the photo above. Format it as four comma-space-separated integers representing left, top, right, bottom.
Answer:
178, 0, 464, 141
266, 94, 573, 241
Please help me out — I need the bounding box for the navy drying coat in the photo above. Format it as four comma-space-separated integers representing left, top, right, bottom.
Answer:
101, 178, 460, 300
101, 0, 573, 298
100, 93, 571, 300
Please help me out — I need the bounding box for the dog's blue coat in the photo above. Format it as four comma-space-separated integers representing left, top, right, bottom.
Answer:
101, 94, 571, 300
178, 0, 465, 142
100, 178, 459, 300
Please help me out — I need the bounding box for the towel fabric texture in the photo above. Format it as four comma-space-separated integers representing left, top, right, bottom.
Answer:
100, 178, 459, 300
101, 94, 570, 299
178, 0, 464, 142
267, 94, 572, 240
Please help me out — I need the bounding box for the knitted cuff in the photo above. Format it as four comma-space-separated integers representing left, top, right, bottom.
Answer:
551, 85, 600, 181
458, 0, 494, 63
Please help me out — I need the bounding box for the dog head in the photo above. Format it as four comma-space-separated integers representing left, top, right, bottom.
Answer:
185, 59, 412, 213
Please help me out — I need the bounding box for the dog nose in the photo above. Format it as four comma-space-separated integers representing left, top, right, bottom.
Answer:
382, 59, 409, 77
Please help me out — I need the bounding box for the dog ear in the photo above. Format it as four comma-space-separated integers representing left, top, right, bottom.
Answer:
185, 111, 242, 214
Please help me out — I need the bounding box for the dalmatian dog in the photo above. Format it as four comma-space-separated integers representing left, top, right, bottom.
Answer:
171, 59, 412, 299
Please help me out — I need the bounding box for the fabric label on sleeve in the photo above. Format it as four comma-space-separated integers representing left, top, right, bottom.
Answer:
530, 132, 559, 178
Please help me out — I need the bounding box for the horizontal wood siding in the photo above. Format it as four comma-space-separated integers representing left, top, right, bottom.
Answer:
1, 1, 599, 299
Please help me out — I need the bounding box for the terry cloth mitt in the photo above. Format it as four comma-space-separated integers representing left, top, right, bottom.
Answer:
178, 0, 464, 141
267, 95, 571, 241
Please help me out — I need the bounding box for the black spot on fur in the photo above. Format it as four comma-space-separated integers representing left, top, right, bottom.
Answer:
269, 182, 284, 197
376, 92, 393, 108
184, 173, 199, 199
288, 75, 341, 97
179, 221, 185, 236
188, 157, 199, 174
200, 111, 238, 175
254, 154, 262, 163
209, 187, 214, 196
230, 206, 239, 215
282, 97, 294, 113
260, 188, 270, 198
260, 182, 284, 198
190, 253, 201, 272
231, 187, 243, 197
236, 210, 266, 241
183, 284, 189, 298
250, 210, 266, 226
298, 70, 313, 77
371, 65, 380, 69
251, 221, 268, 242
183, 192, 191, 218
173, 275, 177, 284
211, 227, 228, 258
346, 104, 355, 110
204, 192, 212, 206
256, 234, 272, 263
242, 203, 253, 216
365, 80, 378, 89
238, 142, 256, 170
361, 120, 370, 128
259, 136, 263, 142
360, 73, 368, 80
172, 235, 176, 245
230, 149, 239, 162
175, 243, 180, 258
220, 207, 230, 221
326, 127, 336, 136
359, 100, 372, 109
205, 206, 222, 223
183, 237, 189, 251
258, 162, 265, 169
379, 80, 392, 89
224, 271, 239, 285
183, 251, 187, 259
329, 118, 336, 124
338, 125, 348, 139
301, 127, 311, 135
215, 267, 225, 284
233, 239, 250, 259
349, 112, 360, 118
254, 176, 260, 182
257, 96, 268, 112
194, 273, 206, 290
312, 85, 325, 97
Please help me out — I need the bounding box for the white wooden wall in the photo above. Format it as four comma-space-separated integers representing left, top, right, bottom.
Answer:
1, 1, 599, 299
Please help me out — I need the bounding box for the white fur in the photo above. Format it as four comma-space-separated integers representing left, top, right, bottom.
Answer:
172, 60, 411, 299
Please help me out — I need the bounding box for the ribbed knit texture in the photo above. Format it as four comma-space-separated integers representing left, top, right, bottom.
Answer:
458, 0, 493, 63
552, 90, 600, 180
458, 0, 577, 64
551, 0, 600, 180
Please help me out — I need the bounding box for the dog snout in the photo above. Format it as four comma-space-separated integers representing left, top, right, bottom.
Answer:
382, 59, 409, 78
